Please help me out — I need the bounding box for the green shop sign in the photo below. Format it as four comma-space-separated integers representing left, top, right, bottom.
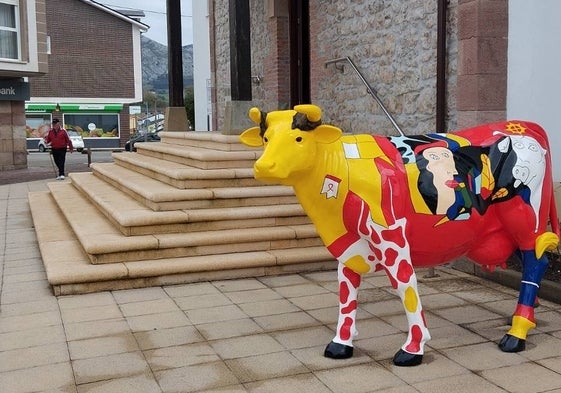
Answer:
25, 103, 123, 113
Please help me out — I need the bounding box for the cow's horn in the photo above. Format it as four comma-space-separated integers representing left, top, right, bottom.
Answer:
248, 107, 261, 124
294, 104, 322, 123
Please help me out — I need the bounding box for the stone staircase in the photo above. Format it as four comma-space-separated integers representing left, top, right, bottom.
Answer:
28, 131, 336, 295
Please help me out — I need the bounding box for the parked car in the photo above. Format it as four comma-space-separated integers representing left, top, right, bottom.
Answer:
38, 129, 85, 152
125, 131, 161, 152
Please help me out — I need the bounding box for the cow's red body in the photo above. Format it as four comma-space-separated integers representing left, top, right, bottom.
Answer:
240, 105, 560, 366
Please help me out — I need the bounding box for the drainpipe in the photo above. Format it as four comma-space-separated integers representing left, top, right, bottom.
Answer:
426, 0, 448, 280
436, 0, 447, 134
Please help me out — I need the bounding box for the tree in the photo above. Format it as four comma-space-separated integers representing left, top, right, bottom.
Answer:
142, 90, 167, 115
184, 86, 195, 128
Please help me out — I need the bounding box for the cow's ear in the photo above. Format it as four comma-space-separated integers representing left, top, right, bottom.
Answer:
239, 126, 263, 147
313, 124, 342, 144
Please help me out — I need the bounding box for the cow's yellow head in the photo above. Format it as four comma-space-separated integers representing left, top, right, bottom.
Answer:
240, 104, 342, 185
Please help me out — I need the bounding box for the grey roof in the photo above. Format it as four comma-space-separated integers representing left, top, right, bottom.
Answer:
79, 0, 149, 32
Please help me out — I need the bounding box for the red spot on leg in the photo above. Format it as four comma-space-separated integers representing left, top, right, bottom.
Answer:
421, 310, 428, 327
384, 248, 398, 266
342, 300, 357, 314
340, 281, 349, 305
397, 260, 414, 284
370, 229, 381, 244
381, 227, 406, 248
368, 243, 383, 261
340, 317, 353, 340
343, 267, 361, 288
380, 265, 398, 289
405, 324, 423, 353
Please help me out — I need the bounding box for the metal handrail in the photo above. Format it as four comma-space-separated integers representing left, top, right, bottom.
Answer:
325, 56, 405, 137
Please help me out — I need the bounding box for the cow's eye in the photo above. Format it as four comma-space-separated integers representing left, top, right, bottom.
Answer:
263, 137, 268, 143
296, 136, 303, 142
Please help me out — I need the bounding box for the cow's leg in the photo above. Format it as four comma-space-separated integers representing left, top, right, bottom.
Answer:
324, 263, 361, 359
499, 247, 550, 352
380, 263, 431, 367
492, 198, 559, 352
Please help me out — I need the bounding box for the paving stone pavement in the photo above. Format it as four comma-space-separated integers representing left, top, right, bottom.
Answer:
1, 179, 561, 393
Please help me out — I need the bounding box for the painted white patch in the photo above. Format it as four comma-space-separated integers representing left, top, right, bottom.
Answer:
343, 143, 360, 159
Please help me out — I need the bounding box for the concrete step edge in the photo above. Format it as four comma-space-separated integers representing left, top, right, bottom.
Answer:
135, 140, 261, 161
111, 153, 255, 181
159, 131, 255, 151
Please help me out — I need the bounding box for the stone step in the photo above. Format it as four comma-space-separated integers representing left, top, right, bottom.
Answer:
90, 163, 297, 211
42, 178, 320, 264
111, 153, 261, 189
134, 140, 260, 169
55, 176, 309, 236
158, 131, 255, 152
29, 191, 336, 295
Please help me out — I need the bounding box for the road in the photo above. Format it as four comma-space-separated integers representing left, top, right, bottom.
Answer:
0, 150, 117, 185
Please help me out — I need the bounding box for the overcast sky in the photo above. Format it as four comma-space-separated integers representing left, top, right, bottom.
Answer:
96, 0, 193, 45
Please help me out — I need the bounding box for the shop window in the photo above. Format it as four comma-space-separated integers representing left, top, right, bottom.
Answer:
63, 114, 120, 138
0, 1, 19, 60
25, 114, 51, 138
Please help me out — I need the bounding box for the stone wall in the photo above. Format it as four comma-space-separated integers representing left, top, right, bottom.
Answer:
211, 0, 459, 135
310, 0, 458, 135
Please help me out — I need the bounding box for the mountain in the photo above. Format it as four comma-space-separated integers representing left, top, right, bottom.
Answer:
141, 35, 194, 93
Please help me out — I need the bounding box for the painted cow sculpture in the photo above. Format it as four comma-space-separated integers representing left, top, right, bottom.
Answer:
240, 104, 560, 367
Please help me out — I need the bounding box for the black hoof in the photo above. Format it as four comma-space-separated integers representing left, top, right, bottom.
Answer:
324, 341, 353, 359
393, 349, 423, 367
498, 334, 526, 352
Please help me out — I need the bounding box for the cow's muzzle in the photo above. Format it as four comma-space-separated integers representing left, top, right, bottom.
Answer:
253, 159, 287, 182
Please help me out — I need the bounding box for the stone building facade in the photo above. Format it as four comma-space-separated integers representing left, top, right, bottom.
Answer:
208, 0, 507, 137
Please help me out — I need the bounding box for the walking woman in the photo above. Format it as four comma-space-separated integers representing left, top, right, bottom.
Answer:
44, 118, 74, 180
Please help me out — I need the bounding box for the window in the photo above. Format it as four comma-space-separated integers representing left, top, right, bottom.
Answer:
63, 114, 120, 138
0, 0, 19, 60
25, 114, 51, 138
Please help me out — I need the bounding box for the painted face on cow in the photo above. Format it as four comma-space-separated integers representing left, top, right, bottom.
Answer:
422, 146, 458, 215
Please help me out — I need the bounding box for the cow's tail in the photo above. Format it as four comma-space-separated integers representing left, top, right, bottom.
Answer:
537, 190, 560, 258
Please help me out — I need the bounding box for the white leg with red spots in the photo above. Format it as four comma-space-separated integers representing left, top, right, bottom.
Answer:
324, 262, 364, 359
324, 209, 431, 366
393, 272, 431, 359
333, 263, 361, 346
374, 219, 431, 365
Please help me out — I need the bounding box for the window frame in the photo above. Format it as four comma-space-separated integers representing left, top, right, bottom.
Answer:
0, 0, 21, 61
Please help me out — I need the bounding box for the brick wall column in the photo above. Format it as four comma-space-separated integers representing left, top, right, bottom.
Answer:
264, 0, 290, 108
456, 0, 508, 128
0, 101, 27, 171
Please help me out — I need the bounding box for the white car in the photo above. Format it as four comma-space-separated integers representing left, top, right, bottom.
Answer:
38, 129, 84, 152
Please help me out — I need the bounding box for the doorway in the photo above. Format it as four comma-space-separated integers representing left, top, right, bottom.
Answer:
289, 0, 310, 106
